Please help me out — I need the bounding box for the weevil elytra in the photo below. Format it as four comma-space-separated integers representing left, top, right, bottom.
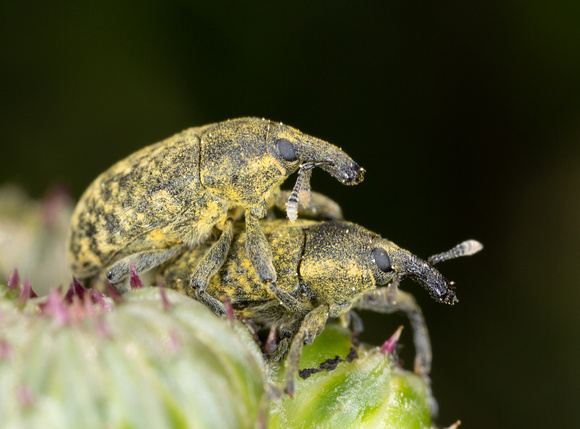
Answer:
67, 118, 364, 292
160, 219, 482, 395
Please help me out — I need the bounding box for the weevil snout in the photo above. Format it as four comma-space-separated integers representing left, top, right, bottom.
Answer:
394, 239, 483, 305
296, 135, 365, 186
392, 250, 458, 305
338, 161, 365, 185
315, 160, 364, 185
402, 270, 457, 305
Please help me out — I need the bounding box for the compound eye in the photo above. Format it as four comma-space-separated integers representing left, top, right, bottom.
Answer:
371, 248, 392, 272
276, 138, 298, 162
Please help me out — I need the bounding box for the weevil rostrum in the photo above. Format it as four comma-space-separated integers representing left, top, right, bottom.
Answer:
160, 219, 482, 395
67, 118, 364, 292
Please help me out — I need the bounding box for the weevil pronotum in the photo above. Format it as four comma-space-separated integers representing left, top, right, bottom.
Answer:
160, 219, 482, 396
67, 118, 364, 292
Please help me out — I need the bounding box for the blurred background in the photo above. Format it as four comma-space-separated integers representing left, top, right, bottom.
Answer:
1, 1, 579, 427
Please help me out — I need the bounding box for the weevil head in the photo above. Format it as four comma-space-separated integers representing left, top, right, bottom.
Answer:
371, 239, 458, 305
265, 120, 365, 185
199, 118, 363, 214
299, 221, 382, 315
299, 221, 457, 310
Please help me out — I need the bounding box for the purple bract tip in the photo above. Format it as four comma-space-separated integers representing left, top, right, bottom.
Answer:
7, 269, 20, 289
40, 289, 70, 325
157, 280, 171, 311
65, 277, 87, 303
18, 278, 37, 304
129, 262, 144, 289
105, 280, 124, 303
222, 295, 236, 322
381, 325, 404, 356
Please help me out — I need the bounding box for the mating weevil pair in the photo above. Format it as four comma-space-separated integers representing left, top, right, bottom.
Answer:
67, 117, 482, 396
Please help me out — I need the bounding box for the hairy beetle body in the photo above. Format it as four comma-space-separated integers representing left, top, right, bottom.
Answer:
160, 219, 482, 395
67, 118, 364, 291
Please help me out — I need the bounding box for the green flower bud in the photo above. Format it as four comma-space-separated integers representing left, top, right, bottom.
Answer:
0, 286, 266, 429
268, 325, 433, 429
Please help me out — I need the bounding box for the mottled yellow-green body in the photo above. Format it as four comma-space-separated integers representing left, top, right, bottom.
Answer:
68, 127, 217, 278
67, 117, 364, 287
164, 220, 316, 327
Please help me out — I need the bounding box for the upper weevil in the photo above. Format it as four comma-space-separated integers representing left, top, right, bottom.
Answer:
160, 219, 482, 395
67, 118, 364, 292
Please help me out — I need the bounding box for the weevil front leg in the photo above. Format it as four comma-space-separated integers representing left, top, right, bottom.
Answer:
245, 212, 310, 314
273, 190, 343, 220
284, 305, 329, 396
189, 218, 235, 316
354, 288, 431, 376
355, 287, 441, 417
106, 246, 186, 293
265, 315, 304, 363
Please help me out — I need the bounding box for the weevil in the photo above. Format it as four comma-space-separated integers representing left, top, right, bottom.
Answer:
67, 118, 364, 292
160, 219, 482, 395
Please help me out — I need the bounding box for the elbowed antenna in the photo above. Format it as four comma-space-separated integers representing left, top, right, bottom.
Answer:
286, 165, 313, 222
427, 240, 483, 265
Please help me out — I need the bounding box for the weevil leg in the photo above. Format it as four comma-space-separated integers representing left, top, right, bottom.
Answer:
284, 305, 329, 396
245, 212, 276, 282
267, 315, 303, 363
270, 337, 290, 363
273, 190, 343, 220
245, 212, 310, 314
106, 246, 186, 293
189, 218, 234, 316
339, 310, 364, 336
354, 288, 431, 376
354, 288, 439, 417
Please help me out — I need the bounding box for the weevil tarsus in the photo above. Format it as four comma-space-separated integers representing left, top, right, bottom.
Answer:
106, 246, 186, 293
269, 315, 304, 364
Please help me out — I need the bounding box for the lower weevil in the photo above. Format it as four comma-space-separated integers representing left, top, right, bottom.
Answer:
160, 219, 482, 395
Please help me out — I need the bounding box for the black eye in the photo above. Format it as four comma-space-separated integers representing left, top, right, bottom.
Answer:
276, 139, 298, 161
371, 248, 392, 272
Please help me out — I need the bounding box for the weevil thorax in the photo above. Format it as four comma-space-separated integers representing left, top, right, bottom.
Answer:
300, 221, 376, 316
199, 118, 297, 217
199, 118, 363, 219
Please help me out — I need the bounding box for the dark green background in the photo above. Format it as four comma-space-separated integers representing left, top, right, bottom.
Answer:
2, 2, 579, 427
